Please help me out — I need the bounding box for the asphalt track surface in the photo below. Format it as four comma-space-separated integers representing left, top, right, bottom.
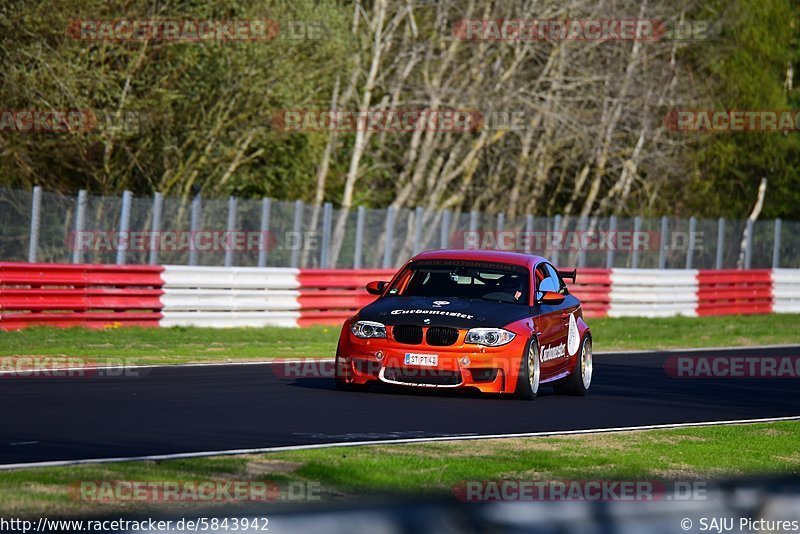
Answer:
1, 345, 799, 467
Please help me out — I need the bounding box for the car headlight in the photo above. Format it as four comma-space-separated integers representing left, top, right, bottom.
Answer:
465, 328, 515, 347
350, 320, 387, 339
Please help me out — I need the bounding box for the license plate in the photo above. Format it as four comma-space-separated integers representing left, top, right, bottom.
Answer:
404, 353, 438, 367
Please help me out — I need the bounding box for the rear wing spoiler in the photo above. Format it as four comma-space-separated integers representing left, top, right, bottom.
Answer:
558, 269, 577, 283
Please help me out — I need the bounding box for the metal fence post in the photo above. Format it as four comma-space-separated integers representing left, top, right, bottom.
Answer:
290, 200, 303, 269
116, 190, 132, 265
189, 194, 202, 266
224, 196, 237, 267
414, 206, 425, 255
551, 215, 561, 265
772, 219, 782, 269
606, 215, 617, 269
469, 210, 478, 233
257, 198, 271, 268
383, 206, 395, 268
148, 192, 163, 266
496, 212, 505, 233
658, 216, 668, 269
744, 219, 753, 269
632, 216, 642, 269
685, 216, 697, 269
440, 209, 451, 249
524, 215, 534, 254
320, 202, 333, 268
354, 205, 365, 269
578, 216, 588, 268
716, 218, 725, 269
27, 186, 42, 263
71, 189, 87, 264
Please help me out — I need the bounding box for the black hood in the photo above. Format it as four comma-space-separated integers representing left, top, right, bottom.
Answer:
357, 296, 530, 328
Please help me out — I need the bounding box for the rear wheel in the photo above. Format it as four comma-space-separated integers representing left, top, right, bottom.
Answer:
554, 336, 592, 396
514, 339, 540, 400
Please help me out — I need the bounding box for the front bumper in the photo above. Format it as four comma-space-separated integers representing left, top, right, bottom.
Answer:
337, 330, 528, 394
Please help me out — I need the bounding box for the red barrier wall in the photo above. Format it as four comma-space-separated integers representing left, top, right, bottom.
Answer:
298, 267, 612, 326
2, 262, 779, 330
0, 263, 164, 330
696, 269, 773, 316
297, 269, 393, 327
566, 268, 611, 318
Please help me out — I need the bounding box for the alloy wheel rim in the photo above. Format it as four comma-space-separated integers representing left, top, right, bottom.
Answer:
528, 344, 540, 394
581, 340, 593, 389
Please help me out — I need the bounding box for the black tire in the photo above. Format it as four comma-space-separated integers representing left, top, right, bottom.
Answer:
554, 336, 592, 396
514, 338, 540, 400
334, 355, 369, 392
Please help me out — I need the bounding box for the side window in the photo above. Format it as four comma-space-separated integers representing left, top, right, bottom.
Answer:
536, 264, 558, 295
543, 263, 567, 294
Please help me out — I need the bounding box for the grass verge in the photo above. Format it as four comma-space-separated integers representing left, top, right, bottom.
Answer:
0, 314, 797, 366
2, 421, 799, 517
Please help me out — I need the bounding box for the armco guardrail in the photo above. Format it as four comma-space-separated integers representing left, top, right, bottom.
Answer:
773, 269, 800, 313
565, 268, 611, 318
1, 262, 797, 329
0, 262, 164, 329
297, 269, 394, 327
609, 269, 698, 317
697, 269, 773, 316
160, 266, 300, 327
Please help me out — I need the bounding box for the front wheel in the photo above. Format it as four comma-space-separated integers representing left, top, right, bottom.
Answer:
334, 355, 369, 392
514, 339, 540, 400
554, 336, 592, 396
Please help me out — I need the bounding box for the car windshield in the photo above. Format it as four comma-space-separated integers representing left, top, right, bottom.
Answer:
388, 261, 529, 304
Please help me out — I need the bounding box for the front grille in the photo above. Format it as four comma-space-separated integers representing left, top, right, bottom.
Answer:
426, 326, 459, 346
393, 325, 423, 344
383, 367, 462, 386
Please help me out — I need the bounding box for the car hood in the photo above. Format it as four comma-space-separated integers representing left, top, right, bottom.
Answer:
357, 296, 530, 328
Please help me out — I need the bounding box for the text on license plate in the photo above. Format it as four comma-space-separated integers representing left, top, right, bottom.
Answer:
404, 353, 438, 366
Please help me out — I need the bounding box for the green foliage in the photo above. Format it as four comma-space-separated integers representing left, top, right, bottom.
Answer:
1, 0, 799, 218
683, 0, 800, 218
0, 0, 350, 198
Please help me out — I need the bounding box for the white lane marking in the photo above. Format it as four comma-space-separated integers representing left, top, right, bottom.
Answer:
2, 343, 798, 374
1, 415, 798, 470
8, 441, 38, 446
0, 358, 332, 376
598, 343, 800, 355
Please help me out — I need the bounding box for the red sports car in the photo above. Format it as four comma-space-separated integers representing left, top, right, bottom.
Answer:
334, 250, 592, 399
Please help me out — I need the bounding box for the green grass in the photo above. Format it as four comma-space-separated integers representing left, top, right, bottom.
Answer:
271, 421, 800, 493
589, 313, 800, 351
3, 421, 799, 517
0, 325, 338, 364
0, 314, 797, 366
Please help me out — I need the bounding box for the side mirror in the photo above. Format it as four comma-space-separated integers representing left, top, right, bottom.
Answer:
538, 291, 565, 305
366, 280, 388, 295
